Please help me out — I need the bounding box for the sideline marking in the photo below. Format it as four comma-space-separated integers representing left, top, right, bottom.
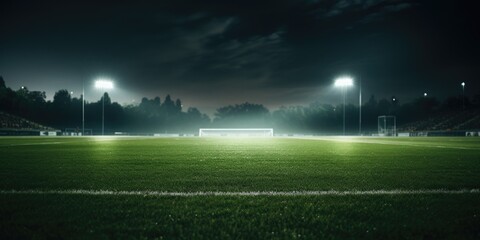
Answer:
0, 136, 154, 147
1, 189, 479, 197
1, 142, 64, 147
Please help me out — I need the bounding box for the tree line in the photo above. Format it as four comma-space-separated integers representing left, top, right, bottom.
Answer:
0, 77, 210, 133
1, 76, 479, 134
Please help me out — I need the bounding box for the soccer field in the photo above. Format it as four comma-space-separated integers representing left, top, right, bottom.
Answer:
1, 137, 479, 238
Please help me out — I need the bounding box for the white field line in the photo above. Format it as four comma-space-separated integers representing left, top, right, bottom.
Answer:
4, 142, 65, 146
0, 189, 479, 197
0, 137, 155, 147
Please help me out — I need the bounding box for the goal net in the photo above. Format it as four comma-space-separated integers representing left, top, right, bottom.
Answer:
378, 116, 396, 136
199, 128, 274, 137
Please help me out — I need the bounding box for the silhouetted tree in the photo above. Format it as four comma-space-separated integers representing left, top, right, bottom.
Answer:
214, 102, 270, 128
175, 99, 182, 112
0, 76, 5, 89
53, 89, 72, 106
28, 91, 46, 103
162, 95, 176, 114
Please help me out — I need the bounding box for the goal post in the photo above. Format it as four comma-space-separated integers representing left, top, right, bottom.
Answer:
199, 128, 274, 137
378, 116, 396, 136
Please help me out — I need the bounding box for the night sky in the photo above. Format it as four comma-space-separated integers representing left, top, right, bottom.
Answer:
1, 0, 479, 115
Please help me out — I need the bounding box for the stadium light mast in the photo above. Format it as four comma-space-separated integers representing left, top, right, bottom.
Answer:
358, 77, 362, 136
82, 80, 85, 136
95, 79, 114, 136
334, 76, 353, 136
461, 82, 465, 109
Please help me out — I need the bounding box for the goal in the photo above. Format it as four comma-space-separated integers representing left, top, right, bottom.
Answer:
199, 128, 274, 137
378, 116, 396, 136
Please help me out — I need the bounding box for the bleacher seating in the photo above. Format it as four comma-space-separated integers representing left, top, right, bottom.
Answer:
0, 112, 56, 131
399, 110, 480, 132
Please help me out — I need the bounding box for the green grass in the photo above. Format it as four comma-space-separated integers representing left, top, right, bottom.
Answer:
1, 136, 480, 238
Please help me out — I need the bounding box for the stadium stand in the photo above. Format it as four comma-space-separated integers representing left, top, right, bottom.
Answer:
0, 111, 57, 131
399, 110, 480, 132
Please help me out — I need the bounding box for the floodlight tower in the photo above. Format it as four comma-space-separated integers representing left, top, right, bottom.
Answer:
334, 76, 353, 135
358, 77, 362, 136
95, 79, 114, 136
461, 82, 465, 109
82, 81, 85, 136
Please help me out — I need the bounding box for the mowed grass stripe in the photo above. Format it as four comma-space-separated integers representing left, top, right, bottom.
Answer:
1, 189, 479, 197
295, 136, 480, 150
1, 137, 479, 192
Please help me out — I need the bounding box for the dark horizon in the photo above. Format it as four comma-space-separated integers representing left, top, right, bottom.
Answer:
1, 0, 479, 115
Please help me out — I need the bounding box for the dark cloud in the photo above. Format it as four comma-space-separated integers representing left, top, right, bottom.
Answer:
1, 0, 479, 115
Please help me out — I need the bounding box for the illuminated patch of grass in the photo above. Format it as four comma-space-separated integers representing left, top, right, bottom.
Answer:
0, 137, 479, 238
1, 137, 479, 191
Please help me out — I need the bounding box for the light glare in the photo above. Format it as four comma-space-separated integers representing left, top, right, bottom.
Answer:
334, 77, 354, 87
95, 79, 114, 89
